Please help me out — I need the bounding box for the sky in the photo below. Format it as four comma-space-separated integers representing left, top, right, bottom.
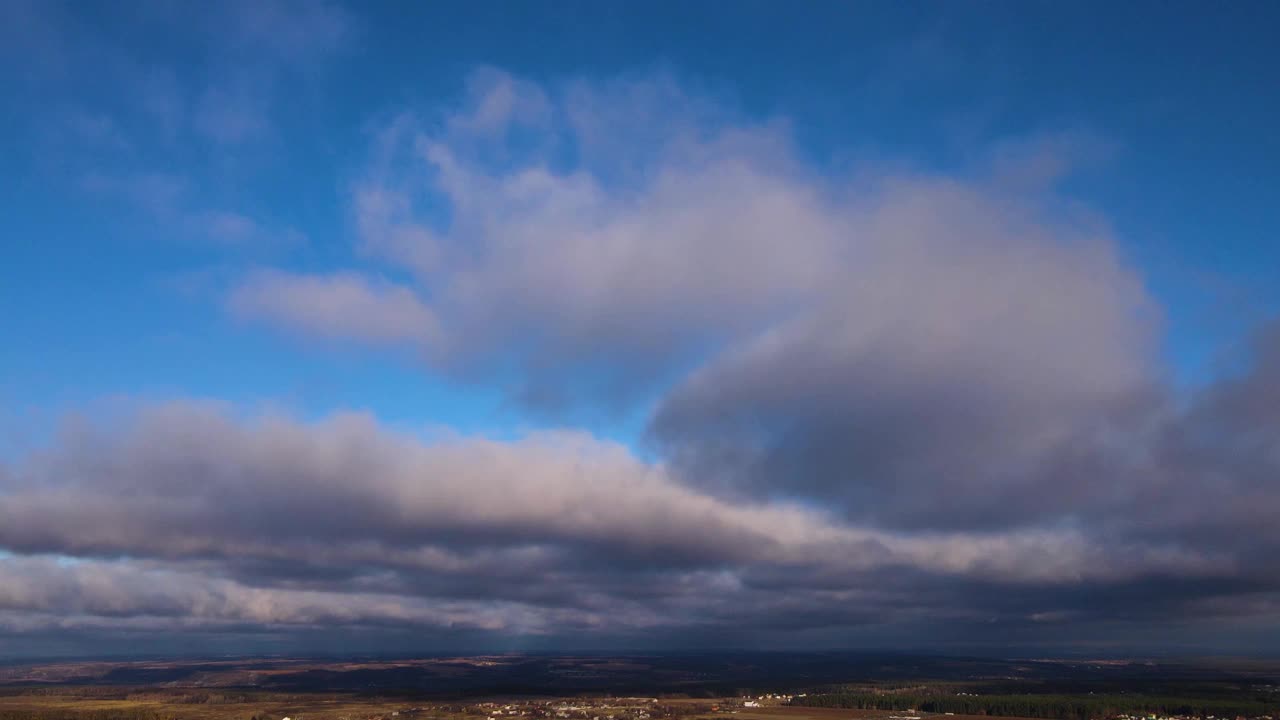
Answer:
1, 0, 1280, 659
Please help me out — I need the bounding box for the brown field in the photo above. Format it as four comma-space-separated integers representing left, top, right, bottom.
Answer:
721, 707, 1039, 720
0, 695, 1042, 720
0, 692, 424, 720
717, 708, 887, 720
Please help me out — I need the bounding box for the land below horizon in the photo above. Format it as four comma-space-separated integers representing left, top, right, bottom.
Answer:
0, 653, 1276, 720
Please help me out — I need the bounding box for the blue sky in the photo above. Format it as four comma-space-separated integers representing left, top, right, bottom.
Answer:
2, 1, 1280, 656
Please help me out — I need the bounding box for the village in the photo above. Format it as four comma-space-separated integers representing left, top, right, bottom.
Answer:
297, 700, 1279, 720
341, 695, 806, 720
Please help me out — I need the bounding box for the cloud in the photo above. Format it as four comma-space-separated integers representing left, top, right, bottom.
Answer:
194, 84, 270, 145
238, 72, 1147, 418
3, 0, 347, 278
0, 556, 551, 634
301, 72, 857, 404
650, 175, 1159, 528
179, 69, 1280, 649
81, 171, 303, 249
81, 170, 189, 216
9, 66, 1280, 651
0, 396, 1275, 647
187, 0, 354, 146
223, 0, 353, 65
192, 211, 306, 248
245, 70, 1159, 518
229, 271, 439, 346
0, 402, 931, 575
190, 0, 354, 145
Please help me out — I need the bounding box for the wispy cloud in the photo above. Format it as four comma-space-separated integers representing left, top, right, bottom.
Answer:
229, 271, 437, 346
80, 170, 304, 249
8, 0, 350, 255
193, 84, 270, 145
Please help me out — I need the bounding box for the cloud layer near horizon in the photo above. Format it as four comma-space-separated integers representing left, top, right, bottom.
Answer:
5, 68, 1280, 654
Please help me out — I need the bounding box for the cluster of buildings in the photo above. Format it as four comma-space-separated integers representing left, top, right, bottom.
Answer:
740, 694, 797, 709
445, 698, 698, 720
1113, 715, 1273, 720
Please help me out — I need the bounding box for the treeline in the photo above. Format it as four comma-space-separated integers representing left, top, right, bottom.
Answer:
0, 690, 133, 699
0, 710, 177, 720
171, 693, 254, 705
0, 689, 264, 706
791, 692, 1279, 720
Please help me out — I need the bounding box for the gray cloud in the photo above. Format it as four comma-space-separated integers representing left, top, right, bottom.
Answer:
649, 175, 1159, 529
241, 70, 1161, 522
1, 390, 1276, 649
6, 69, 1280, 653
234, 74, 1154, 436
4, 401, 1122, 580
229, 270, 439, 346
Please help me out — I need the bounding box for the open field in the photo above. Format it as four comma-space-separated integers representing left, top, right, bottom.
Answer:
0, 655, 1275, 720
661, 704, 927, 720
0, 691, 414, 720
0, 694, 1041, 720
